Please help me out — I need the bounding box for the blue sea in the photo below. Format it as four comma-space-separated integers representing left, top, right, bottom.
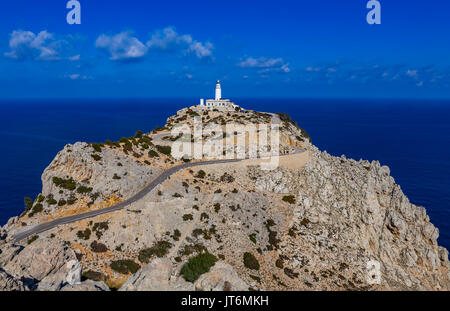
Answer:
0, 99, 449, 250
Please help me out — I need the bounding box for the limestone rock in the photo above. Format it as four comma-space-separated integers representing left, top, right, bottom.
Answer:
3, 239, 77, 283
60, 280, 110, 291
194, 262, 248, 291
36, 259, 81, 291
119, 258, 194, 291
0, 268, 27, 291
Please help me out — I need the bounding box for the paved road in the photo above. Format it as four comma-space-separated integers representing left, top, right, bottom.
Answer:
11, 158, 242, 242
12, 113, 304, 242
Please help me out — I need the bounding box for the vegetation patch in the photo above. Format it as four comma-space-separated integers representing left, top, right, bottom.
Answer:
249, 233, 257, 244
52, 177, 77, 191
90, 241, 108, 253
24, 197, 33, 211
183, 214, 194, 221
93, 221, 109, 239
195, 170, 206, 179
91, 143, 102, 153
148, 150, 159, 158
77, 228, 91, 240
77, 186, 93, 194
243, 252, 260, 271
156, 145, 172, 156
27, 235, 38, 245
282, 195, 296, 204
171, 229, 181, 241
28, 203, 44, 217
91, 154, 102, 161
82, 270, 106, 282
138, 241, 173, 263
110, 260, 140, 275
180, 252, 218, 282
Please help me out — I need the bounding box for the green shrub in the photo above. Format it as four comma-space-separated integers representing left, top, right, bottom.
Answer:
27, 235, 38, 245
82, 270, 106, 282
91, 154, 102, 161
58, 199, 67, 207
76, 228, 91, 240
300, 128, 311, 142
24, 197, 33, 211
134, 130, 143, 138
172, 229, 181, 241
156, 145, 171, 156
183, 214, 194, 221
200, 213, 209, 221
77, 186, 93, 194
93, 222, 109, 239
37, 195, 45, 203
91, 143, 102, 153
249, 233, 257, 244
67, 195, 77, 205
180, 252, 218, 282
243, 252, 260, 270
48, 199, 57, 205
29, 203, 43, 217
91, 241, 108, 253
110, 260, 140, 275
113, 174, 121, 180
195, 170, 206, 179
52, 177, 77, 191
276, 112, 292, 123
282, 195, 296, 204
138, 241, 173, 263
148, 150, 159, 158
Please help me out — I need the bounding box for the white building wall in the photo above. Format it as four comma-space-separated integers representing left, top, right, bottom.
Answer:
215, 81, 222, 100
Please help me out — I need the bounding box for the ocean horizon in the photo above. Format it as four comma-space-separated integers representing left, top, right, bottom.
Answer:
1, 98, 449, 250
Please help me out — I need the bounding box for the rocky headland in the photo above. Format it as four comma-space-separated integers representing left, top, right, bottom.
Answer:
0, 108, 448, 291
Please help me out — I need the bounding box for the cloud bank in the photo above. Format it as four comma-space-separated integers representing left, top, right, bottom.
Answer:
96, 27, 213, 61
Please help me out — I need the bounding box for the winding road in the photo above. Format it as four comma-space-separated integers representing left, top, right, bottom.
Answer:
12, 112, 305, 242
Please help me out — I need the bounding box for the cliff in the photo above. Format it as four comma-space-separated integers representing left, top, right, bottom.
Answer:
0, 108, 448, 291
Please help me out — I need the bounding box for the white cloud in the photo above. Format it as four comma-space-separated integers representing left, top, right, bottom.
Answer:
95, 27, 213, 61
69, 74, 80, 80
147, 27, 213, 59
4, 30, 61, 61
406, 69, 418, 78
238, 57, 290, 74
68, 54, 80, 61
95, 32, 148, 61
238, 57, 283, 68
186, 41, 213, 59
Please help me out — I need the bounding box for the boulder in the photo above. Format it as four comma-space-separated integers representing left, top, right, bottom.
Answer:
119, 258, 193, 291
194, 261, 248, 291
0, 268, 27, 291
4, 239, 77, 283
61, 280, 110, 291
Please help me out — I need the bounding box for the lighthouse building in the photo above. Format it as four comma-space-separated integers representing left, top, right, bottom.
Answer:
198, 81, 239, 111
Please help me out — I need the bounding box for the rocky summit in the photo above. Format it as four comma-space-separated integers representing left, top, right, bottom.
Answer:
0, 108, 448, 291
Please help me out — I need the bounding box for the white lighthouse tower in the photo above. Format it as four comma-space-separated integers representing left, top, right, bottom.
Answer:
215, 80, 222, 100
193, 80, 240, 111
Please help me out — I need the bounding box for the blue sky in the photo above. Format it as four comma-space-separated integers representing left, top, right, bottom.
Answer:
0, 0, 449, 99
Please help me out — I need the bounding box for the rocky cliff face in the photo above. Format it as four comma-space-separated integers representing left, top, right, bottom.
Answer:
0, 110, 448, 291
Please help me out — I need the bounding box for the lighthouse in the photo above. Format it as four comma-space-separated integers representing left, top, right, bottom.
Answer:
195, 80, 240, 111
215, 80, 222, 100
